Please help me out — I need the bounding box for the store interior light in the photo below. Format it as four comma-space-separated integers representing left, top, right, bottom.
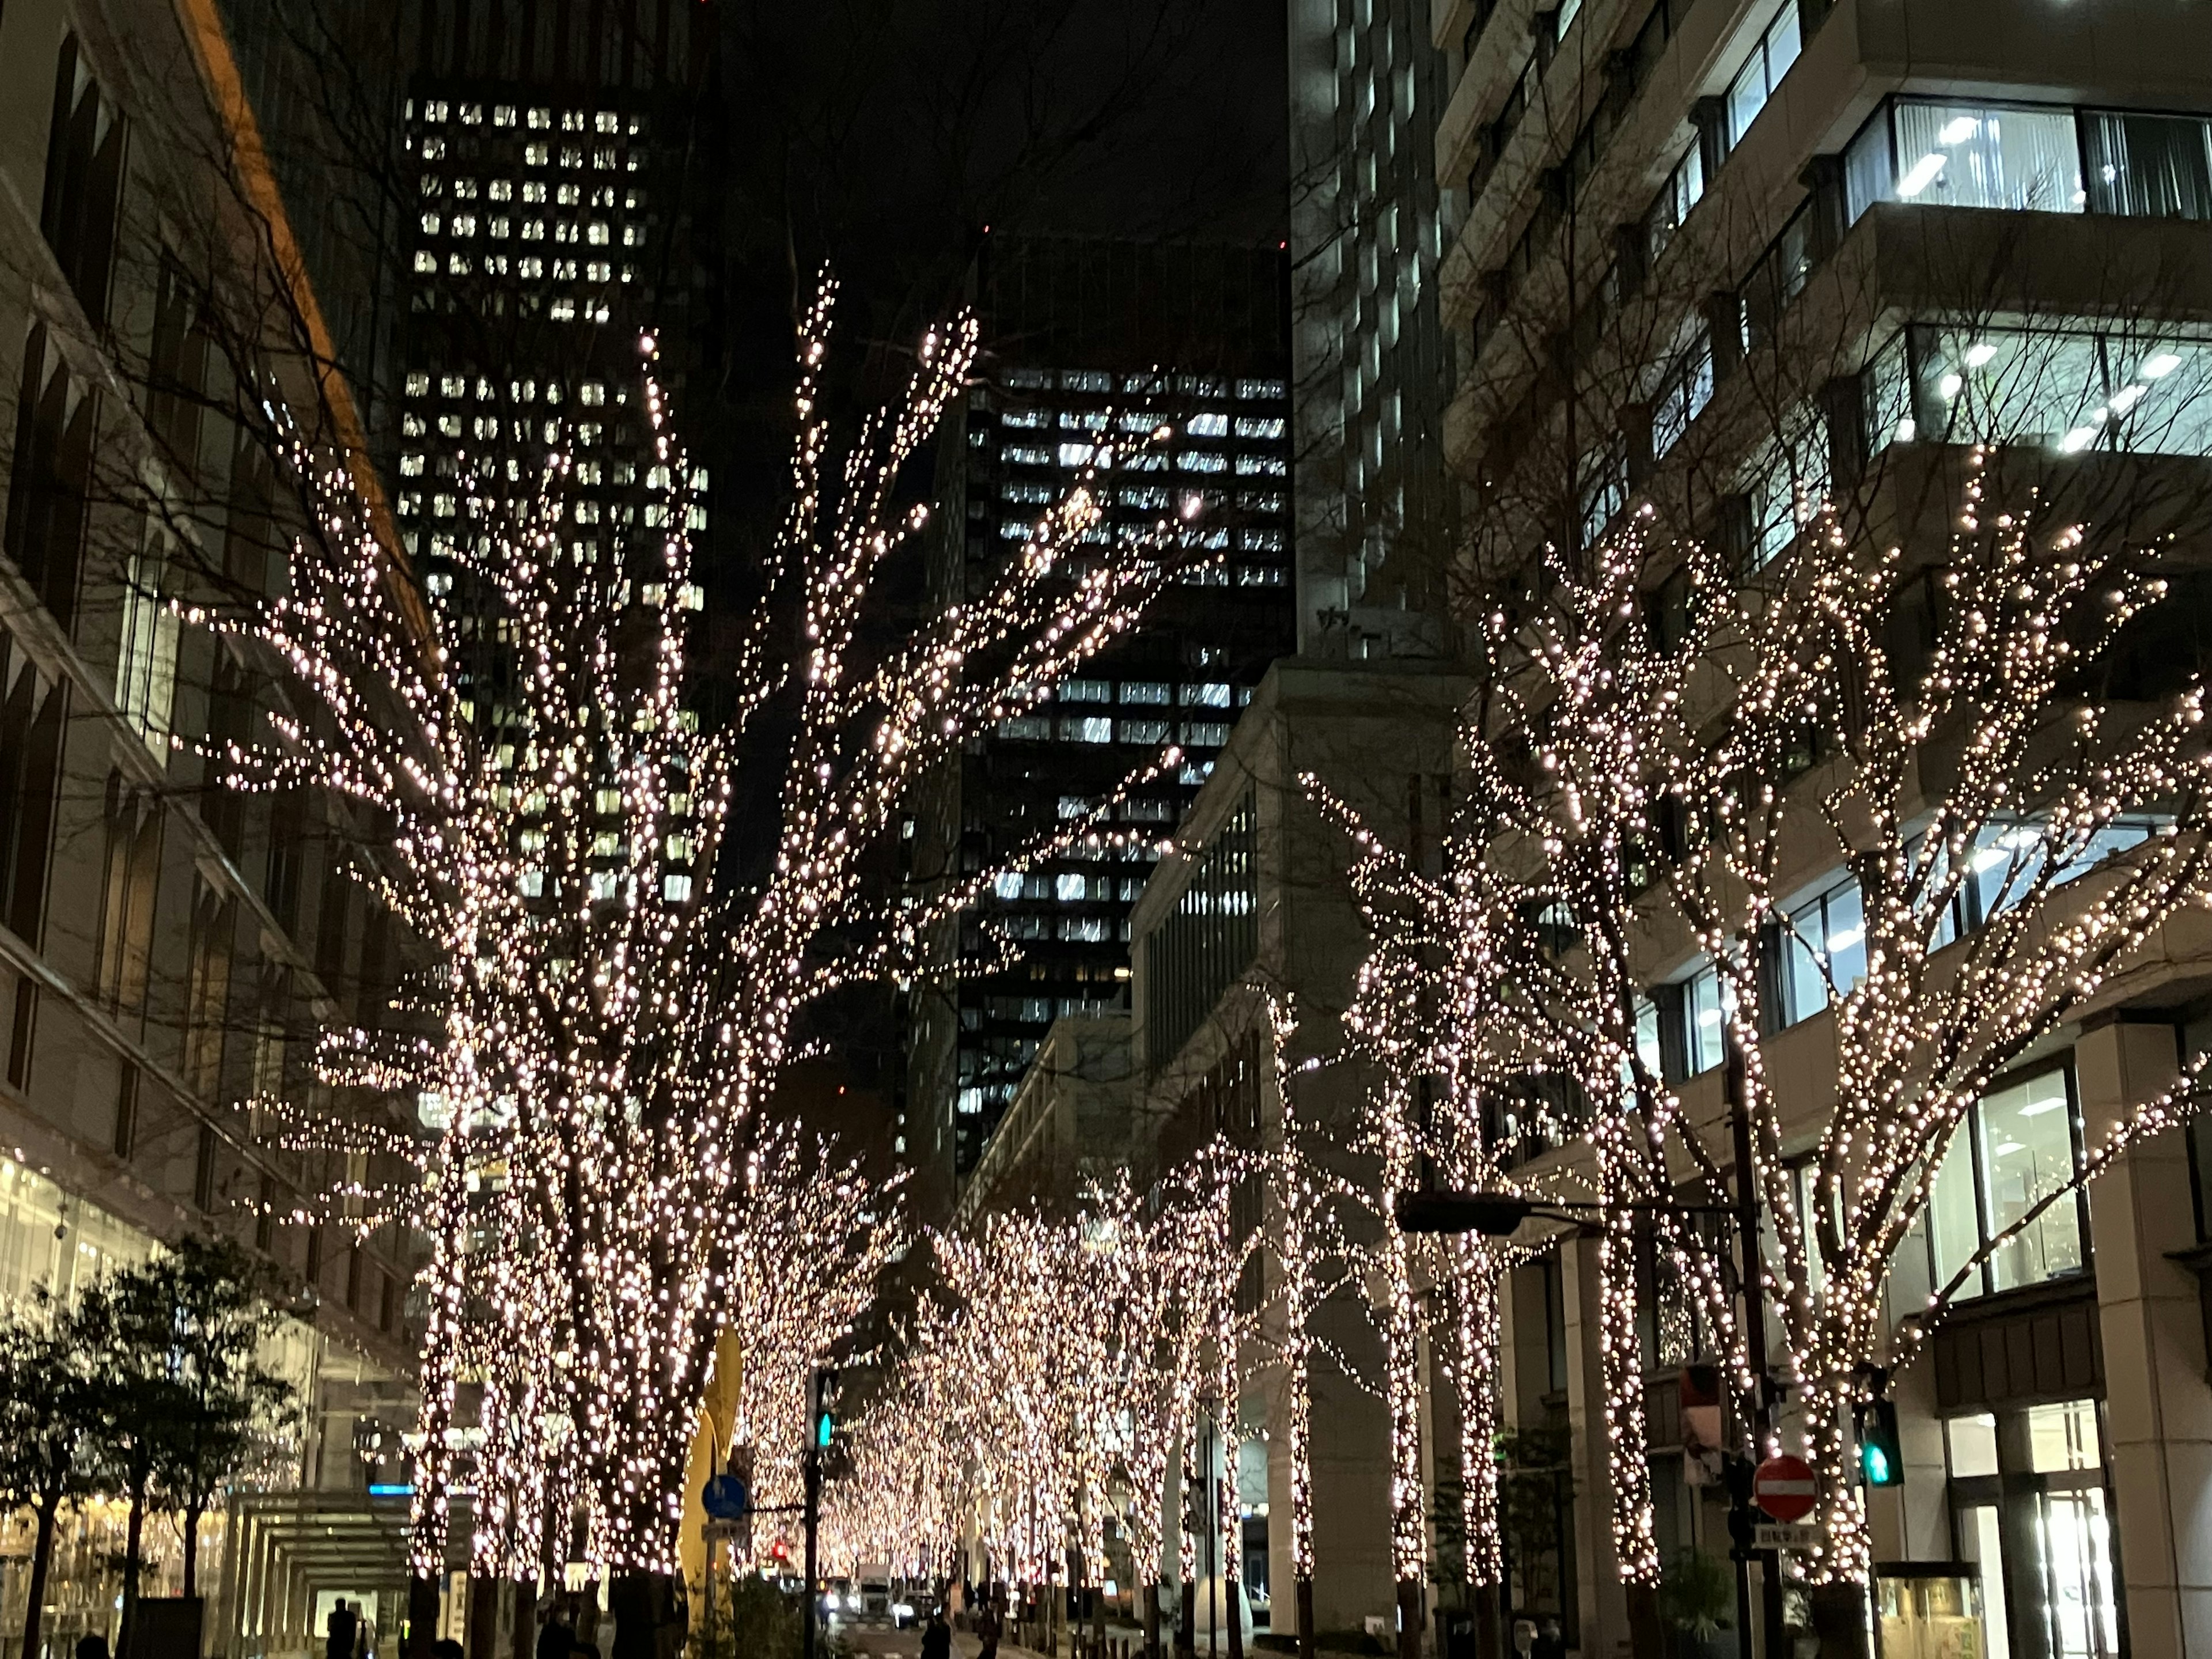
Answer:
1897, 153, 1949, 196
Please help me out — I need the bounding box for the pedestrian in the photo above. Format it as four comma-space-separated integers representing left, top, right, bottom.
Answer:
75, 1637, 109, 1659
922, 1608, 953, 1659
976, 1596, 1002, 1659
328, 1598, 360, 1659
433, 1640, 466, 1659
538, 1596, 578, 1659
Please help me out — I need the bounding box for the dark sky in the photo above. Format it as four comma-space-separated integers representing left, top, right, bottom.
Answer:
710, 0, 1288, 340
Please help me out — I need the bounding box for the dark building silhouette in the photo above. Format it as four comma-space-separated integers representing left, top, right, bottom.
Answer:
904, 233, 1296, 1212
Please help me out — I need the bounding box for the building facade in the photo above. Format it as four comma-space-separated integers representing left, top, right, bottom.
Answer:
1126, 658, 1472, 1644
392, 0, 713, 728
906, 233, 1298, 1214
1431, 2, 2212, 1657
1287, 0, 1459, 661
0, 0, 429, 1649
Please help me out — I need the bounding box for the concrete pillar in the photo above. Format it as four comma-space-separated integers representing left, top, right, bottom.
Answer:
1559, 1232, 1627, 1659
1874, 1213, 1950, 1560
1308, 1282, 1395, 1633
2075, 1018, 2212, 1659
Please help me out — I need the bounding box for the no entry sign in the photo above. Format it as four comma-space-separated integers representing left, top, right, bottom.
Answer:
1752, 1455, 1817, 1523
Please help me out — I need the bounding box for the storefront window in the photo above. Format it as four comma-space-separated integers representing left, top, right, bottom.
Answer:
1927, 1066, 2086, 1300
2028, 1403, 2121, 1659
1947, 1401, 2119, 1659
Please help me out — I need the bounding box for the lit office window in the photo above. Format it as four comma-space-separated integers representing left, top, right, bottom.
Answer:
1847, 100, 2084, 219
1724, 5, 1801, 150
1928, 1066, 2084, 1298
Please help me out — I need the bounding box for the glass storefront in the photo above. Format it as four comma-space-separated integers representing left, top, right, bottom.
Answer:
1944, 1401, 2122, 1659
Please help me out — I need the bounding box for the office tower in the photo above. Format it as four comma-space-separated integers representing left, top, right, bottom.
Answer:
392, 2, 711, 687
905, 233, 1297, 1210
1287, 0, 1458, 660
1437, 2, 2212, 1655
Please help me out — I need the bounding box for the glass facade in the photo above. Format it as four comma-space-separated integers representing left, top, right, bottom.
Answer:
1142, 793, 1259, 1072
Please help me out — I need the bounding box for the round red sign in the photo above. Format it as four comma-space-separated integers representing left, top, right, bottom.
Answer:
1752, 1455, 1817, 1523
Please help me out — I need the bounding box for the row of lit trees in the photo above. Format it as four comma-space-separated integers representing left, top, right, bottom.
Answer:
833, 1159, 1263, 1654
0, 1236, 293, 1658
1317, 447, 2212, 1654
192, 264, 1213, 1647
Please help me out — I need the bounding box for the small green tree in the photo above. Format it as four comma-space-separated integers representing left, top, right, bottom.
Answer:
0, 1291, 103, 1659
78, 1263, 187, 1652
78, 1232, 294, 1651
145, 1236, 293, 1596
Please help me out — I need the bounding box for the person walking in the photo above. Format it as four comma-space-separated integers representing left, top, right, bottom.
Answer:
976, 1596, 1002, 1659
327, 1599, 360, 1659
922, 1608, 953, 1659
537, 1597, 577, 1659
75, 1637, 110, 1659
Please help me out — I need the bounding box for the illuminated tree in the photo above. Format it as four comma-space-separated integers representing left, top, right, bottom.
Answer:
1323, 450, 2212, 1620
206, 268, 1205, 1639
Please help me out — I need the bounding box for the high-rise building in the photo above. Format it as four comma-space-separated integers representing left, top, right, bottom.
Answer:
391, 2, 711, 697
904, 233, 1297, 1210
1287, 0, 1459, 661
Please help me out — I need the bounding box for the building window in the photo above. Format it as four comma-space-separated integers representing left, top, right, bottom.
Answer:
94, 774, 161, 1016
1907, 324, 2212, 457
1647, 145, 1705, 266
1650, 327, 1715, 459
1577, 434, 1628, 548
2084, 109, 2212, 219
1946, 1402, 2120, 1659
1723, 5, 1802, 151
1929, 1065, 2085, 1300
7, 326, 96, 632
41, 37, 128, 325
116, 533, 179, 753
1678, 961, 1730, 1076
1773, 872, 1865, 1027
1746, 411, 1831, 566
1846, 99, 2084, 220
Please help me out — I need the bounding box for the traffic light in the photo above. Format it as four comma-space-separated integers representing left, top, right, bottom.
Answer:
1858, 1396, 1904, 1487
809, 1366, 839, 1452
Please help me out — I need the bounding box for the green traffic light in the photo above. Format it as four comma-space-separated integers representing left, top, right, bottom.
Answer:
815, 1411, 834, 1449
1859, 1397, 1903, 1487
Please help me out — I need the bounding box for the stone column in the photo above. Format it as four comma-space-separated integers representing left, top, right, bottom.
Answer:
1558, 1232, 1627, 1659
2075, 1017, 2212, 1659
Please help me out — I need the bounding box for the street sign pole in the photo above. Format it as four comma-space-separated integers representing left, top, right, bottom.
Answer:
803, 1443, 821, 1659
